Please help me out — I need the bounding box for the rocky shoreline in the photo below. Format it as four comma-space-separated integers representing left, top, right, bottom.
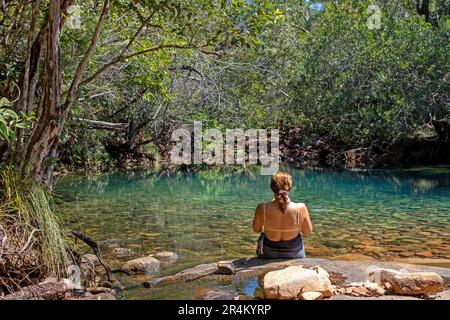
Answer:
2, 245, 449, 300
142, 256, 450, 300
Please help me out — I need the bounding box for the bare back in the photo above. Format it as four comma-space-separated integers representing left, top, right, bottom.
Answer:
252, 200, 313, 241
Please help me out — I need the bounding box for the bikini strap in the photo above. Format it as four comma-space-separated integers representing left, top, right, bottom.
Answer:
296, 203, 302, 230
262, 203, 266, 232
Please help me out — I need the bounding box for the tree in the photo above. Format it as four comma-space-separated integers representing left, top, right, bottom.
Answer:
0, 0, 279, 183
289, 0, 449, 147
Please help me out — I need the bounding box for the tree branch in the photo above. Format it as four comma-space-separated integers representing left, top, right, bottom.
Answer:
63, 0, 110, 111
79, 43, 197, 87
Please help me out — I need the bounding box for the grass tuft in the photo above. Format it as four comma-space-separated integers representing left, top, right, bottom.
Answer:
0, 166, 73, 293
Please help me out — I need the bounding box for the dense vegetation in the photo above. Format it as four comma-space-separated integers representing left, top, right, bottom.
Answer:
1, 0, 448, 176
0, 0, 449, 294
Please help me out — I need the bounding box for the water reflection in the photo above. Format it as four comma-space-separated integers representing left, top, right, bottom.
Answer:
55, 166, 450, 266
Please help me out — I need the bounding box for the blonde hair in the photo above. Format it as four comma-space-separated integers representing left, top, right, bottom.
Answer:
270, 172, 293, 213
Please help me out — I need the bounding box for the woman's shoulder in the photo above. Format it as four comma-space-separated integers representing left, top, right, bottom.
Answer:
290, 201, 306, 208
256, 202, 267, 211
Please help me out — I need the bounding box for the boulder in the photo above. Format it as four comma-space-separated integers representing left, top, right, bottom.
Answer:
121, 256, 160, 275
300, 292, 323, 300
151, 251, 179, 264
373, 268, 444, 296
390, 272, 443, 296
217, 261, 236, 275
111, 248, 134, 259
262, 266, 333, 300
81, 254, 101, 266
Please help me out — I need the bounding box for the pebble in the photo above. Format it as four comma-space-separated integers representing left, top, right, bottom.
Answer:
300, 292, 323, 300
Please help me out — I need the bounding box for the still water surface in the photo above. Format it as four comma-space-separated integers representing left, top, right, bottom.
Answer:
55, 166, 450, 299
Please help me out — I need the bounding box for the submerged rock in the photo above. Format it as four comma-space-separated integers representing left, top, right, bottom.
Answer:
112, 248, 134, 259
121, 256, 160, 275
81, 254, 100, 266
262, 266, 333, 300
150, 251, 179, 264
199, 289, 234, 300
415, 251, 433, 258
399, 252, 414, 258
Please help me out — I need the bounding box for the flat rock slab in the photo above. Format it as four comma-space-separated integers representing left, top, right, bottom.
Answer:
329, 295, 423, 300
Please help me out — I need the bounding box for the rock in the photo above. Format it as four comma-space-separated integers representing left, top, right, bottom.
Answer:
77, 293, 116, 300
101, 239, 121, 248
375, 268, 444, 296
86, 287, 115, 296
151, 251, 179, 264
217, 261, 236, 275
311, 266, 329, 278
341, 281, 385, 297
202, 290, 234, 300
300, 292, 323, 300
143, 263, 218, 288
399, 252, 414, 258
262, 266, 333, 300
112, 248, 134, 259
416, 251, 433, 258
362, 246, 385, 253
364, 281, 385, 296
121, 256, 160, 275
81, 254, 100, 266
306, 247, 334, 256
350, 286, 369, 296
359, 240, 376, 246
390, 272, 444, 296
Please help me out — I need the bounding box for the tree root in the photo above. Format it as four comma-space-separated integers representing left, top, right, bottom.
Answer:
68, 230, 112, 281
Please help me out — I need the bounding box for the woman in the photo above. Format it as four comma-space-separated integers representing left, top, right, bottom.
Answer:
252, 171, 313, 259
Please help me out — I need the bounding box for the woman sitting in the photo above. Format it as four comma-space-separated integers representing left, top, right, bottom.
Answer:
252, 171, 313, 259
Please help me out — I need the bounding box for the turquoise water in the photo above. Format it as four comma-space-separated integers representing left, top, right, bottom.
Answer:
55, 166, 450, 299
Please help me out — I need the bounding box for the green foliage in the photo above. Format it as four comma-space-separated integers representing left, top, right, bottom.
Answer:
289, 0, 450, 146
0, 97, 35, 142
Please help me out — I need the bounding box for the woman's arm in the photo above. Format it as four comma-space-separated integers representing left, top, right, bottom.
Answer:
300, 204, 313, 236
252, 203, 264, 233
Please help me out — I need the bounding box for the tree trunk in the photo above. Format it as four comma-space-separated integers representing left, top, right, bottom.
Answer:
20, 0, 62, 184
432, 119, 449, 142
19, 0, 110, 184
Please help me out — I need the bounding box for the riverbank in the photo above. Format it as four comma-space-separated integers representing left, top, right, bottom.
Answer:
2, 244, 449, 300
55, 123, 450, 174
140, 256, 450, 300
